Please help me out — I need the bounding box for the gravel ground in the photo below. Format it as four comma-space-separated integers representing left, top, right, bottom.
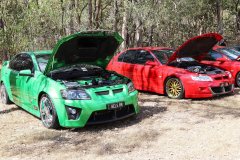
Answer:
1, 89, 240, 160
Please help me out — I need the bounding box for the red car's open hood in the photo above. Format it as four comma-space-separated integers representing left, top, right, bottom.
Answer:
166, 33, 223, 64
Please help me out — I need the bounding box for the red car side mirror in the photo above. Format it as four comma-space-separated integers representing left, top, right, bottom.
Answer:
145, 61, 158, 66
216, 57, 227, 62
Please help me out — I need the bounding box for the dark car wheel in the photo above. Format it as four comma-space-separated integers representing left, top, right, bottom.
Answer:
165, 77, 185, 99
235, 72, 240, 87
40, 94, 60, 129
1, 83, 12, 104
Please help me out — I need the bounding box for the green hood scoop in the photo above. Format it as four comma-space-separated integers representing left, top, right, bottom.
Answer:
44, 31, 123, 75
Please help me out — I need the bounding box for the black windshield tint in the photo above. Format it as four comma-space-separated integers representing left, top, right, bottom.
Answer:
36, 54, 51, 72
135, 50, 155, 65
232, 46, 240, 52
217, 48, 240, 61
151, 49, 176, 65
122, 50, 136, 64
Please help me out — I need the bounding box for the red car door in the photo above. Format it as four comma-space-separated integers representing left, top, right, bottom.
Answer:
113, 50, 137, 81
134, 50, 160, 92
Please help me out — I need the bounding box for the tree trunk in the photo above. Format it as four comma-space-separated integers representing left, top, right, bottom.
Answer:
149, 25, 154, 46
70, 0, 75, 34
2, 47, 7, 63
234, 0, 240, 34
93, 0, 96, 19
216, 0, 223, 35
88, 0, 92, 29
95, 0, 101, 29
78, 3, 88, 26
237, 10, 240, 32
61, 0, 66, 35
121, 7, 128, 50
0, 17, 7, 62
75, 0, 80, 28
113, 0, 118, 32
135, 19, 142, 47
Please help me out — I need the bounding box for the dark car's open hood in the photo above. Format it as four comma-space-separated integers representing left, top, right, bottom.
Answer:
166, 33, 223, 64
43, 31, 123, 75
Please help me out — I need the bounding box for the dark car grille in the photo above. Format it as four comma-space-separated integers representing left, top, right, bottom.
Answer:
214, 76, 229, 80
209, 84, 233, 95
86, 104, 135, 125
112, 88, 123, 94
211, 86, 224, 93
95, 91, 109, 95
95, 88, 123, 95
214, 77, 221, 80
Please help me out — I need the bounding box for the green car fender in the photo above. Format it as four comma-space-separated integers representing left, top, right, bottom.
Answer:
36, 74, 67, 119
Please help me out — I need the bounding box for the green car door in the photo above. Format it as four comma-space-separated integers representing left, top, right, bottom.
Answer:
7, 53, 35, 108
16, 53, 36, 108
6, 54, 23, 102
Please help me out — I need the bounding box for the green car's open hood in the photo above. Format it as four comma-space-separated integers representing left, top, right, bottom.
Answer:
44, 31, 124, 75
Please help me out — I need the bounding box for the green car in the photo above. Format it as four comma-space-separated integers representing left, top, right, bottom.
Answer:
1, 31, 139, 129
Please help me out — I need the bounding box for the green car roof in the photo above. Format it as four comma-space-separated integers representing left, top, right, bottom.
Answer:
32, 50, 53, 55
43, 31, 124, 75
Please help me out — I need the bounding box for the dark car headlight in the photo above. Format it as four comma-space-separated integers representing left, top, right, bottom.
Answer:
127, 82, 135, 94
60, 90, 91, 100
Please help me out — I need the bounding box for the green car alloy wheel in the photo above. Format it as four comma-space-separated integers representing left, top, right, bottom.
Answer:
1, 31, 139, 129
40, 94, 60, 129
1, 83, 11, 104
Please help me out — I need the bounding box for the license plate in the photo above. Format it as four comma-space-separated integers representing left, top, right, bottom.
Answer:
107, 102, 125, 110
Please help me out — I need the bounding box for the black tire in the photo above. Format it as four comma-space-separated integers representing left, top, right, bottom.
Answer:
165, 77, 185, 99
39, 94, 60, 129
235, 72, 240, 87
1, 83, 12, 104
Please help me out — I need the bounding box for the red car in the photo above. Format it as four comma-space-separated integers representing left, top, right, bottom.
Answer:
107, 33, 234, 99
201, 46, 240, 87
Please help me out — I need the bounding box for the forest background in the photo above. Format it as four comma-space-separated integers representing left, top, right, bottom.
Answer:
0, 0, 240, 63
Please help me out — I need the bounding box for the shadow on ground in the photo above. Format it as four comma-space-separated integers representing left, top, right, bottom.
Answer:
0, 106, 21, 114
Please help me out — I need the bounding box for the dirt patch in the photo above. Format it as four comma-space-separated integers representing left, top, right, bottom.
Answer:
1, 89, 240, 159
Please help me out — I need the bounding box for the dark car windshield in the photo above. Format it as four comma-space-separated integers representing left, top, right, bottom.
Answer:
36, 54, 51, 72
36, 54, 103, 73
151, 49, 196, 64
217, 48, 240, 61
232, 46, 240, 52
151, 49, 176, 65
49, 64, 103, 74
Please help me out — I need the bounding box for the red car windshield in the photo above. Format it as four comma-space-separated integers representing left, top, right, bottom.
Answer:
217, 48, 240, 61
151, 49, 176, 64
151, 49, 196, 64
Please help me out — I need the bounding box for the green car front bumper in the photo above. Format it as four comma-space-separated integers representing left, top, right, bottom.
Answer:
52, 90, 139, 128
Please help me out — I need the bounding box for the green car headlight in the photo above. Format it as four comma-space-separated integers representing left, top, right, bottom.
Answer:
127, 82, 135, 94
60, 90, 91, 100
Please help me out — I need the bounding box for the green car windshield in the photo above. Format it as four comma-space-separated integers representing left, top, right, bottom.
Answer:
217, 48, 240, 61
151, 49, 196, 64
36, 54, 51, 72
36, 54, 103, 74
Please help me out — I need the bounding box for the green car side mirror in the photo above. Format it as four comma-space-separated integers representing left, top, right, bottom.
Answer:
3, 61, 9, 66
19, 69, 34, 77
